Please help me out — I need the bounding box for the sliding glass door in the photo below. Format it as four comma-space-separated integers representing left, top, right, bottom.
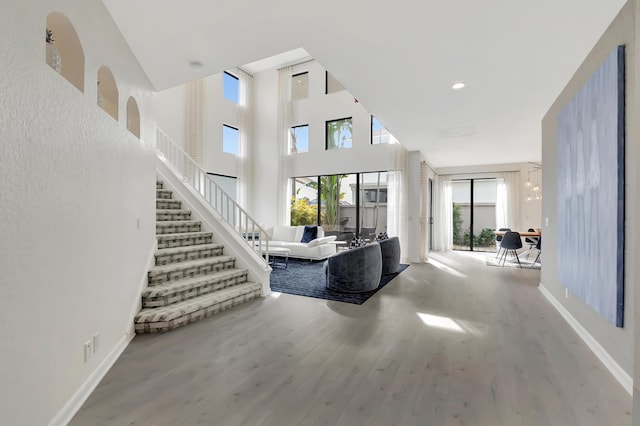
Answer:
290, 171, 388, 241
452, 179, 497, 252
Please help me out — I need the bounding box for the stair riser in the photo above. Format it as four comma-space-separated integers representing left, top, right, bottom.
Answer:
157, 199, 181, 209
142, 274, 248, 308
156, 223, 202, 234
157, 235, 212, 249
156, 189, 172, 199
135, 289, 261, 333
156, 182, 163, 190
148, 259, 236, 285
157, 212, 191, 221
156, 247, 224, 266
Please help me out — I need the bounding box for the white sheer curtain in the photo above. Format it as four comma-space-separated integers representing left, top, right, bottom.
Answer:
495, 171, 520, 230
387, 170, 404, 243
236, 69, 253, 209
419, 161, 429, 261
434, 176, 453, 251
277, 66, 292, 225
387, 147, 409, 261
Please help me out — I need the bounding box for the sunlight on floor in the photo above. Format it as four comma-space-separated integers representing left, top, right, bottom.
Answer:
417, 312, 465, 333
427, 257, 467, 278
270, 292, 282, 298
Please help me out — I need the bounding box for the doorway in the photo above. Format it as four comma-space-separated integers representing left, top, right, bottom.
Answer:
452, 179, 497, 252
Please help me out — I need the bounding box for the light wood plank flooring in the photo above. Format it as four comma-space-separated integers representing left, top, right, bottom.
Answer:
71, 251, 631, 426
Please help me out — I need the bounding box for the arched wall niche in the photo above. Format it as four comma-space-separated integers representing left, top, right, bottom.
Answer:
97, 66, 119, 121
126, 96, 141, 139
45, 12, 85, 92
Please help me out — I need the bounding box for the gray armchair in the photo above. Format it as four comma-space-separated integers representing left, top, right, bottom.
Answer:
378, 236, 401, 275
324, 242, 382, 293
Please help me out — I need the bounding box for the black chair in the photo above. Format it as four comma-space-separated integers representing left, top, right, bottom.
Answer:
499, 231, 523, 268
533, 236, 542, 265
523, 228, 539, 261
495, 228, 511, 258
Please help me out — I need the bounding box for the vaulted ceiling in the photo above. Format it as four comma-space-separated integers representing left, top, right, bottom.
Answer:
102, 0, 627, 167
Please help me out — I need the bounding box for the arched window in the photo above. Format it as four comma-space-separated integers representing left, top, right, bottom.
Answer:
45, 12, 85, 92
97, 66, 119, 121
126, 96, 141, 138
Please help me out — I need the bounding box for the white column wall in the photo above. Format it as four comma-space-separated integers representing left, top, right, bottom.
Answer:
1, 1, 156, 425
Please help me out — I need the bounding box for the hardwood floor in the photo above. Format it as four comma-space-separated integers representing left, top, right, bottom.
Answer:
70, 251, 631, 426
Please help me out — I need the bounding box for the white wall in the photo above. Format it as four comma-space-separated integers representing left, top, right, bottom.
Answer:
542, 1, 635, 383
157, 84, 186, 149
248, 68, 281, 226
157, 72, 246, 178
283, 61, 406, 179
0, 1, 156, 425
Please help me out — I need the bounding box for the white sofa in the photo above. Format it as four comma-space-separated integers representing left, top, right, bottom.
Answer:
267, 225, 337, 260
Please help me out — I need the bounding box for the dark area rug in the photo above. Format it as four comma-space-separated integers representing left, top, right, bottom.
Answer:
270, 259, 409, 304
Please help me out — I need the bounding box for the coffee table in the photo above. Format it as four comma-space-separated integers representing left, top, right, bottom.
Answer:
260, 246, 290, 269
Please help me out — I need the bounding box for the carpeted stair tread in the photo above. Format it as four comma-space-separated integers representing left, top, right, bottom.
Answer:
156, 189, 173, 199
156, 243, 224, 258
148, 256, 236, 279
134, 282, 262, 332
155, 243, 224, 265
156, 220, 202, 234
156, 199, 181, 209
142, 269, 249, 307
156, 209, 192, 220
156, 231, 213, 241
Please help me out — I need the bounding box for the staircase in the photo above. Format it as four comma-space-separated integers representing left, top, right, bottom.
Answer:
134, 181, 262, 333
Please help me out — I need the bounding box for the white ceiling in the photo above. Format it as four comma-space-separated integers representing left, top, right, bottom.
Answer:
102, 0, 627, 168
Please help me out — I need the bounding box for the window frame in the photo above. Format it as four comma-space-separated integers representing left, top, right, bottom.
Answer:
291, 71, 309, 101
222, 124, 240, 156
325, 117, 353, 150
223, 71, 240, 104
289, 124, 310, 154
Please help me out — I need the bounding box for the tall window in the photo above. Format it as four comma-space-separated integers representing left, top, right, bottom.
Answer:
371, 116, 399, 144
222, 124, 239, 156
290, 177, 318, 226
223, 72, 239, 103
325, 71, 345, 94
289, 124, 309, 154
291, 72, 309, 101
452, 179, 497, 252
326, 117, 352, 150
289, 172, 388, 242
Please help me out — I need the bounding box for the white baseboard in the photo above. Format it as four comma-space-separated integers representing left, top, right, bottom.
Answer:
48, 333, 134, 426
539, 283, 632, 395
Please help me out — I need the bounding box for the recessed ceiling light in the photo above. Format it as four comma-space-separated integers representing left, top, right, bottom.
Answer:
452, 82, 465, 90
190, 61, 203, 69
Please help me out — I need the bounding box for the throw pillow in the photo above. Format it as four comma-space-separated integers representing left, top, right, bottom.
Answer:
301, 225, 318, 243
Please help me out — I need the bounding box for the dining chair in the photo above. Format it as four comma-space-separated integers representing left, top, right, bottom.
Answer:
533, 236, 542, 265
495, 228, 511, 259
499, 231, 523, 268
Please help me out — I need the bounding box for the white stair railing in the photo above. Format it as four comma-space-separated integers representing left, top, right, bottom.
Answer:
156, 128, 269, 265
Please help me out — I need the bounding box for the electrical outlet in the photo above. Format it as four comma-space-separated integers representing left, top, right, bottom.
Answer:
84, 340, 92, 362
92, 333, 100, 354
544, 217, 550, 226
565, 288, 569, 299
137, 218, 140, 230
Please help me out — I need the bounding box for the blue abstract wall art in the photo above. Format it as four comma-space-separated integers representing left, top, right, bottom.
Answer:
557, 45, 625, 327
